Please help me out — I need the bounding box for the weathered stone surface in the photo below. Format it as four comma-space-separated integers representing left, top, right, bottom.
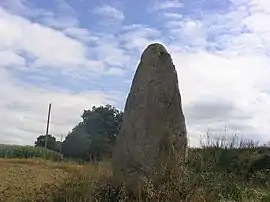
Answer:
111, 43, 187, 194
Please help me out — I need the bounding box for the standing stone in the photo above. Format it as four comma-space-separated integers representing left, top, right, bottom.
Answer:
112, 43, 187, 195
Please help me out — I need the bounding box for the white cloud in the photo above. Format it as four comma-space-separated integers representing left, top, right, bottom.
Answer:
152, 0, 182, 11
155, 0, 270, 145
106, 67, 125, 76
163, 12, 183, 19
0, 66, 122, 145
92, 5, 124, 21
0, 0, 78, 29
39, 13, 78, 29
0, 8, 104, 72
91, 43, 130, 67
120, 24, 161, 51
172, 51, 270, 144
248, 0, 270, 12
1, 0, 270, 147
63, 27, 99, 42
165, 19, 206, 49
38, 0, 78, 29
0, 0, 35, 16
0, 4, 127, 145
0, 51, 25, 67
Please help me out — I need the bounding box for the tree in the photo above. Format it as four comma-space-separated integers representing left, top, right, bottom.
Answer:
34, 134, 58, 151
82, 104, 123, 144
54, 141, 62, 153
62, 105, 123, 161
62, 122, 91, 161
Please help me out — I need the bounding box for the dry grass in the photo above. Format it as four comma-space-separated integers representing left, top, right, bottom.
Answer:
0, 147, 270, 202
0, 158, 83, 202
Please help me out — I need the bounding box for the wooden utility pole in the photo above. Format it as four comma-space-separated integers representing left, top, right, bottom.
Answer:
44, 103, 52, 151
59, 134, 63, 155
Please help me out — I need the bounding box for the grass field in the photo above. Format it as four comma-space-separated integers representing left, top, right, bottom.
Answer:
0, 158, 83, 202
0, 146, 270, 202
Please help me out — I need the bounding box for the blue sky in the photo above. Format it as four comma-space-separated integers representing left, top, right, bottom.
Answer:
1, 0, 270, 146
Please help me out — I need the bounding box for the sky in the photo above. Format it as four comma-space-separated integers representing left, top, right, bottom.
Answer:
0, 0, 270, 147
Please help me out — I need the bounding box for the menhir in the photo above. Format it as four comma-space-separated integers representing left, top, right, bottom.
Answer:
112, 43, 187, 195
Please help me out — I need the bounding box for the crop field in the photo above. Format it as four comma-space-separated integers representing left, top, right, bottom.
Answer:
0, 145, 62, 161
0, 158, 85, 202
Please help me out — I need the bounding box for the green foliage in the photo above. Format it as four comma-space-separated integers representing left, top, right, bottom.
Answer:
62, 104, 123, 161
195, 133, 270, 176
34, 134, 60, 152
82, 105, 123, 145
187, 147, 246, 174
248, 154, 270, 174
0, 145, 62, 161
62, 123, 91, 161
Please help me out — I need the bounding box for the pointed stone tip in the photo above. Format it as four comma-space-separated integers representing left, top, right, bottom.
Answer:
141, 43, 169, 60
145, 43, 168, 53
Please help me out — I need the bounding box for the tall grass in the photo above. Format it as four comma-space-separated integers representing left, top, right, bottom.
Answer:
0, 145, 62, 161
38, 136, 270, 202
2, 135, 269, 201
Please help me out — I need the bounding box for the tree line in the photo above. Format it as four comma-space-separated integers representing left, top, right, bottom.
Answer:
34, 104, 123, 161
